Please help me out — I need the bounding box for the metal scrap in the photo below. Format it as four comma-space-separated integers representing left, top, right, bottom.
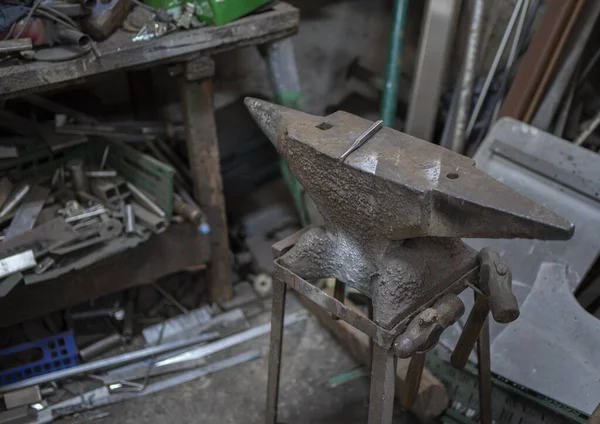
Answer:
0, 250, 36, 279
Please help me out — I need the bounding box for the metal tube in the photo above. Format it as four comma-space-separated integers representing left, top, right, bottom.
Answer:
466, 0, 525, 139
381, 0, 410, 126
450, 0, 483, 153
574, 110, 600, 146
126, 182, 166, 219
0, 332, 219, 393
57, 28, 91, 48
0, 38, 33, 54
86, 170, 117, 178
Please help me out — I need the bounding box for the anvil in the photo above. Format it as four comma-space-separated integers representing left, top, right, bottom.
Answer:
245, 98, 573, 329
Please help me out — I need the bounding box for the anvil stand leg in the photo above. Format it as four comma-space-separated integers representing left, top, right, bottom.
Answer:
265, 279, 287, 424
368, 343, 397, 424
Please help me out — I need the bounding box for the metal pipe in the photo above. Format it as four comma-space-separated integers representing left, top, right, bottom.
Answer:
125, 204, 135, 234
0, 38, 33, 54
57, 28, 91, 48
574, 109, 600, 146
466, 0, 525, 139
381, 0, 410, 126
0, 332, 219, 393
80, 333, 123, 362
450, 0, 483, 153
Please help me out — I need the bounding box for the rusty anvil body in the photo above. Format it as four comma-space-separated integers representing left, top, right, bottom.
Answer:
245, 98, 573, 424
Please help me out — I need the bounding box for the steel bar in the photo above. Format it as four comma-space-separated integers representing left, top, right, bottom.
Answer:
476, 315, 492, 424
368, 344, 397, 424
4, 186, 50, 240
401, 352, 425, 410
405, 0, 460, 141
450, 0, 483, 153
265, 279, 286, 424
80, 333, 123, 361
466, 0, 525, 139
0, 332, 219, 393
381, 0, 410, 126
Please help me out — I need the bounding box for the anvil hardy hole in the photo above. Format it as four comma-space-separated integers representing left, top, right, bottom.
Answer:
316, 122, 333, 130
446, 173, 459, 180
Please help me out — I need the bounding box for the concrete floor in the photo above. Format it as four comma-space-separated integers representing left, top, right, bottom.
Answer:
94, 294, 410, 424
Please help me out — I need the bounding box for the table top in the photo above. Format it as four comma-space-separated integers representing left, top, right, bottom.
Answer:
0, 2, 299, 99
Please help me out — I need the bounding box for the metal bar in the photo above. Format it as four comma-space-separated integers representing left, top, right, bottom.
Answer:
368, 344, 397, 424
381, 0, 410, 126
126, 182, 166, 219
339, 120, 384, 162
523, 0, 585, 123
405, 0, 460, 140
125, 204, 135, 234
477, 315, 492, 424
265, 279, 287, 424
574, 110, 600, 146
153, 283, 189, 314
466, 0, 525, 138
0, 332, 219, 393
0, 185, 30, 218
39, 350, 260, 422
0, 250, 36, 279
451, 0, 483, 153
451, 293, 489, 369
401, 352, 425, 410
532, 0, 600, 130
156, 311, 307, 367
0, 38, 32, 54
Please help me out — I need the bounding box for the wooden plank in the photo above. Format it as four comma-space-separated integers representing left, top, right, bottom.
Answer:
0, 223, 210, 327
179, 77, 232, 303
0, 2, 299, 98
297, 290, 449, 422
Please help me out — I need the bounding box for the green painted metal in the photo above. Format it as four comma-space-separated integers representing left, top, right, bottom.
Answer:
381, 0, 410, 126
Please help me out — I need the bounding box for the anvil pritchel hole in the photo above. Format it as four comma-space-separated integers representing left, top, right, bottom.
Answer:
446, 173, 459, 180
316, 122, 333, 130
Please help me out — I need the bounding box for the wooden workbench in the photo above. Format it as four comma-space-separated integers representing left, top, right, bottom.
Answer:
0, 2, 300, 325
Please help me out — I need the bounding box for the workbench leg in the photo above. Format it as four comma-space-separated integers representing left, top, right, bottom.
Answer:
368, 343, 397, 424
266, 279, 287, 424
179, 77, 233, 303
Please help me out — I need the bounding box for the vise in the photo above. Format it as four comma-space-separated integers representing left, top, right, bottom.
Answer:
245, 98, 573, 424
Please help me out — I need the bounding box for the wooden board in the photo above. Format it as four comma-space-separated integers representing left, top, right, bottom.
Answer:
0, 2, 300, 98
0, 223, 210, 327
297, 290, 449, 421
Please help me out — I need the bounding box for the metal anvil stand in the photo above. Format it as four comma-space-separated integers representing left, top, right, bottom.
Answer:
265, 228, 515, 424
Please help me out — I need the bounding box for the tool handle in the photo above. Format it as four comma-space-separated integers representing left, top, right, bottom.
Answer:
478, 248, 520, 324
451, 294, 489, 369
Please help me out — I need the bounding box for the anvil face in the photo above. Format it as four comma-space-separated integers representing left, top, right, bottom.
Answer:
246, 98, 574, 328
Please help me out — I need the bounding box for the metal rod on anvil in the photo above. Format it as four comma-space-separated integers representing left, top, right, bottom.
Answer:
340, 120, 384, 162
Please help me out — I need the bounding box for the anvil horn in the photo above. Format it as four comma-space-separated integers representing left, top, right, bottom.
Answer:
245, 98, 574, 241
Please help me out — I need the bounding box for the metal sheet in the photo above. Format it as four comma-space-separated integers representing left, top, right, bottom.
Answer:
491, 263, 600, 415
4, 186, 49, 240
405, 0, 460, 141
441, 118, 600, 410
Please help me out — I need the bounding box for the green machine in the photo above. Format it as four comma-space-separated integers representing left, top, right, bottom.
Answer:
145, 0, 271, 25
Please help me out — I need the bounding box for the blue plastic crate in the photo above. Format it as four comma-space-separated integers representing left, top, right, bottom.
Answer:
0, 331, 80, 386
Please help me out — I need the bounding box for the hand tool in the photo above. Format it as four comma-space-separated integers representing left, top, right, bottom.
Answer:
245, 98, 573, 424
